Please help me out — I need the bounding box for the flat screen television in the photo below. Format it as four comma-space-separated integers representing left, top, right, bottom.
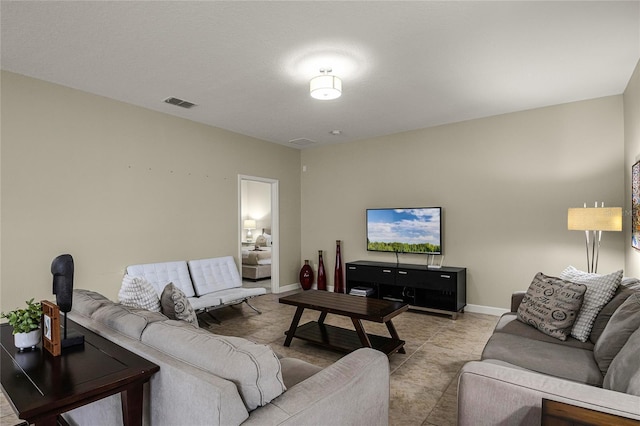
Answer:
366, 207, 442, 254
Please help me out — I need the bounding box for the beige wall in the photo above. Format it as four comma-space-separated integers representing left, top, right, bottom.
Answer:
625, 59, 640, 277
1, 70, 629, 313
1, 71, 301, 311
301, 97, 625, 309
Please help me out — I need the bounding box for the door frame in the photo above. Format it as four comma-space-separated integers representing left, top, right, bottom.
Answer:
238, 175, 279, 293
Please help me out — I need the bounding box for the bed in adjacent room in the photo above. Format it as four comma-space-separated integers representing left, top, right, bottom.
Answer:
242, 230, 271, 280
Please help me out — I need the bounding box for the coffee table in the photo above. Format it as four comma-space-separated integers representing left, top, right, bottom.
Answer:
279, 290, 408, 356
1, 320, 159, 426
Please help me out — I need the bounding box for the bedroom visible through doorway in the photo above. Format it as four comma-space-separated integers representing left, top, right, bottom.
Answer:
239, 176, 279, 294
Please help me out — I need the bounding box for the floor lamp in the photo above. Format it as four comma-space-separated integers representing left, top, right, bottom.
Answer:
567, 203, 622, 273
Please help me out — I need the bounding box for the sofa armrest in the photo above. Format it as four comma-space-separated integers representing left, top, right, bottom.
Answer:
242, 348, 389, 426
458, 361, 640, 426
511, 291, 527, 312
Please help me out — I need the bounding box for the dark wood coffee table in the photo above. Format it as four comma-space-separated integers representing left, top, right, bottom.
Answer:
1, 320, 159, 426
279, 290, 408, 356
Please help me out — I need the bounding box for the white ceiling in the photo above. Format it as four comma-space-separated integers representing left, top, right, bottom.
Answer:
2, 1, 639, 148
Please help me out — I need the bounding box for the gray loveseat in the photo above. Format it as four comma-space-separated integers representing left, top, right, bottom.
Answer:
458, 278, 640, 425
63, 289, 390, 426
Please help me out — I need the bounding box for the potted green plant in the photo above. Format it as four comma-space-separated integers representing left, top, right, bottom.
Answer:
1, 298, 43, 350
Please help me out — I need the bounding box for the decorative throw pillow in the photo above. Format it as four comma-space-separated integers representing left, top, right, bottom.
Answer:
603, 326, 640, 395
593, 292, 640, 375
160, 282, 199, 327
516, 272, 587, 341
589, 286, 636, 344
118, 275, 161, 312
560, 266, 622, 342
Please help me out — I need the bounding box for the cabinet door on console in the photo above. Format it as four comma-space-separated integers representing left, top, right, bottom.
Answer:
347, 264, 395, 285
395, 268, 429, 287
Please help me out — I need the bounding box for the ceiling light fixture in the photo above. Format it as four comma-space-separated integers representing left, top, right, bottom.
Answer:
310, 68, 342, 100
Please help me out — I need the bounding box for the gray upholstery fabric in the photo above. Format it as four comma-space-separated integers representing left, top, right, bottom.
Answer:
510, 291, 527, 312
517, 272, 586, 341
481, 332, 603, 385
603, 324, 640, 395
494, 313, 594, 350
69, 290, 390, 425
458, 361, 640, 426
280, 357, 323, 389
141, 320, 286, 411
590, 286, 637, 344
594, 293, 640, 375
71, 289, 112, 317
67, 305, 250, 426
91, 303, 168, 340
243, 348, 390, 426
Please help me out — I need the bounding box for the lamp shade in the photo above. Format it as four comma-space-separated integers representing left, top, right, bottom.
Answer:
243, 219, 256, 230
310, 74, 342, 100
567, 207, 622, 231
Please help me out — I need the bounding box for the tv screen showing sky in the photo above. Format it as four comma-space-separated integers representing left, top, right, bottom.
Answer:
367, 208, 441, 253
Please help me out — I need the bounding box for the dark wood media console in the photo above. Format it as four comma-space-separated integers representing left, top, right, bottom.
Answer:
346, 260, 467, 319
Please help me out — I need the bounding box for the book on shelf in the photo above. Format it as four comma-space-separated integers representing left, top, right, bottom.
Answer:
349, 286, 374, 297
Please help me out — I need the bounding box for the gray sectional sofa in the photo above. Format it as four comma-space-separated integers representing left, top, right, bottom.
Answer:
64, 289, 390, 426
458, 279, 640, 425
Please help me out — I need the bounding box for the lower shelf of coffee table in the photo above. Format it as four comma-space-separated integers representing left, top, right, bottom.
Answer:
285, 321, 405, 355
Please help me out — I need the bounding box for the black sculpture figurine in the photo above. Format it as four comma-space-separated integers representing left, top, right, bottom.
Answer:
51, 254, 84, 349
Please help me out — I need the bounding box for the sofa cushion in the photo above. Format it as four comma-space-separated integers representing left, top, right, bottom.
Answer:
279, 357, 323, 389
481, 332, 603, 385
603, 326, 640, 396
494, 313, 594, 350
91, 303, 168, 340
559, 266, 622, 342
516, 272, 586, 341
594, 292, 640, 375
589, 286, 637, 344
118, 275, 161, 312
160, 283, 199, 327
141, 321, 286, 410
71, 289, 112, 317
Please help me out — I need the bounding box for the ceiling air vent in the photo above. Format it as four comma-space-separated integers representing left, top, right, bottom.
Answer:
163, 97, 196, 109
289, 138, 316, 147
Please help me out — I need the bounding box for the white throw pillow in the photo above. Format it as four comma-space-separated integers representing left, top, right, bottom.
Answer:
118, 274, 162, 312
560, 266, 622, 342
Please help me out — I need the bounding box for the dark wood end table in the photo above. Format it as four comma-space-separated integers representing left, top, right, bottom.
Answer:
279, 290, 408, 356
541, 398, 640, 426
1, 320, 159, 426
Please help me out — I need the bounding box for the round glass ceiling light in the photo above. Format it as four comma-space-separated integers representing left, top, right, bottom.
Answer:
310, 69, 342, 100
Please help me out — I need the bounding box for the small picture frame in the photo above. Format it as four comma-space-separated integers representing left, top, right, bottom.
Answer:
41, 300, 61, 356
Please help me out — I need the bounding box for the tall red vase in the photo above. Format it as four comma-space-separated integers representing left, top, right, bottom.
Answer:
299, 260, 313, 290
317, 250, 327, 291
334, 240, 344, 293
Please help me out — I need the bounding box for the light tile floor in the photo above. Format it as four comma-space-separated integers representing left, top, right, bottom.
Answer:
0, 291, 498, 426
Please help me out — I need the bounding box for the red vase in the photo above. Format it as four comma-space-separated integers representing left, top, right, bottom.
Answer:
317, 250, 327, 291
334, 240, 344, 293
299, 260, 313, 290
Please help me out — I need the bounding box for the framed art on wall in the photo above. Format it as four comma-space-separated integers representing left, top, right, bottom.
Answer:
633, 161, 640, 250
41, 300, 61, 356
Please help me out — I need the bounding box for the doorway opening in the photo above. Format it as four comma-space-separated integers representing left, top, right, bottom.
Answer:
238, 175, 279, 294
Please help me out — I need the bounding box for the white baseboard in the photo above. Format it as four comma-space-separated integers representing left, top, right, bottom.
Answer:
464, 304, 509, 317
276, 283, 301, 293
